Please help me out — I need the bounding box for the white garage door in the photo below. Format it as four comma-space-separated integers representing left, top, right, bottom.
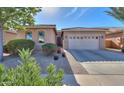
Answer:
69, 36, 99, 50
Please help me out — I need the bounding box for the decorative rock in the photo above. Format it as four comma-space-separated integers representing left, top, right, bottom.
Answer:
54, 55, 59, 60
62, 52, 66, 57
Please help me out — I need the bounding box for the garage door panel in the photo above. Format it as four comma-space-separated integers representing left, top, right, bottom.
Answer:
69, 39, 99, 50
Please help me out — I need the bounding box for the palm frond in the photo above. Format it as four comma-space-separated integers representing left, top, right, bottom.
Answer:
105, 7, 124, 23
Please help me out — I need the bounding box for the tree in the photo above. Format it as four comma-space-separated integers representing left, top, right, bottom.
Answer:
106, 7, 124, 49
106, 7, 124, 23
0, 8, 41, 61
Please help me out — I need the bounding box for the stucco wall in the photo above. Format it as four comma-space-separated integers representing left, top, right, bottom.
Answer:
4, 28, 56, 45
25, 28, 56, 44
105, 32, 123, 49
105, 39, 121, 49
44, 29, 56, 44
3, 32, 17, 44
106, 32, 123, 39
16, 31, 26, 39
63, 31, 105, 49
105, 40, 112, 48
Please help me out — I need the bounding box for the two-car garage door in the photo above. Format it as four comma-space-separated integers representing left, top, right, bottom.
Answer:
68, 36, 100, 50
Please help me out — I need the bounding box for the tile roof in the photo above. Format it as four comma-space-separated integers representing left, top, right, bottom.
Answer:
62, 27, 109, 32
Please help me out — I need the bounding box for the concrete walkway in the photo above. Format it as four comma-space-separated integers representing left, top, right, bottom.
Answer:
82, 62, 124, 75
64, 50, 124, 86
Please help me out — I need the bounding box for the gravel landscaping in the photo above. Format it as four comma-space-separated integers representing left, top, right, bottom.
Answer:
2, 50, 73, 74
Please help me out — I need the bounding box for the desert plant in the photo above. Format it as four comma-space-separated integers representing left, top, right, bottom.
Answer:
44, 64, 64, 86
54, 55, 59, 60
2, 49, 44, 85
0, 64, 6, 85
62, 52, 66, 57
6, 39, 35, 54
3, 45, 9, 53
42, 43, 57, 56
0, 49, 64, 86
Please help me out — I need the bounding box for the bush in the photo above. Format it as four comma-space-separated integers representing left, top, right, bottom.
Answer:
6, 39, 35, 54
0, 49, 64, 86
42, 43, 57, 55
3, 45, 9, 53
44, 64, 64, 86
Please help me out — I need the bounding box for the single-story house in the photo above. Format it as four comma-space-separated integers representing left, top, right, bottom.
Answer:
4, 25, 113, 50
3, 25, 57, 46
105, 28, 124, 49
61, 27, 109, 50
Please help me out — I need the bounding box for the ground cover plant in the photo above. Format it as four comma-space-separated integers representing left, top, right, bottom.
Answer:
42, 43, 57, 56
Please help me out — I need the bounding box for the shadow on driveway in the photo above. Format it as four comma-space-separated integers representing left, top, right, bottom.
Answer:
69, 49, 124, 62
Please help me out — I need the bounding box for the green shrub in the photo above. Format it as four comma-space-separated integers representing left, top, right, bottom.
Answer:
3, 45, 9, 53
42, 43, 57, 55
4, 49, 44, 85
6, 39, 35, 54
0, 49, 64, 86
44, 64, 64, 86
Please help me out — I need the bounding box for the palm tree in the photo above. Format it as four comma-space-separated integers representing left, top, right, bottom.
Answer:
106, 7, 124, 23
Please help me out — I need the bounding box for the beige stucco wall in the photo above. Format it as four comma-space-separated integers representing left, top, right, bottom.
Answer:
3, 32, 17, 44
62, 31, 105, 49
105, 32, 123, 48
4, 28, 56, 45
25, 28, 56, 44
16, 31, 26, 39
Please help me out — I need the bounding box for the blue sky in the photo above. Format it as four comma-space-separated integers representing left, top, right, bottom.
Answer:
35, 7, 124, 30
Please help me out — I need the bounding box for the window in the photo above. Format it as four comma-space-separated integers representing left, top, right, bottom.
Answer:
81, 37, 83, 39
65, 36, 67, 39
73, 36, 75, 39
26, 32, 32, 40
88, 36, 90, 39
96, 36, 98, 39
77, 36, 79, 39
70, 36, 72, 39
92, 36, 94, 39
101, 36, 104, 39
39, 32, 45, 43
85, 36, 87, 39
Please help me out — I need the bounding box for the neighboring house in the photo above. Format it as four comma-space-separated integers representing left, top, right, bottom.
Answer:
61, 27, 108, 50
4, 25, 57, 46
105, 28, 124, 49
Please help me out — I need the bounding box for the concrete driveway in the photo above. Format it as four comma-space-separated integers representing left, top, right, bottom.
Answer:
65, 50, 124, 85
69, 49, 124, 62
